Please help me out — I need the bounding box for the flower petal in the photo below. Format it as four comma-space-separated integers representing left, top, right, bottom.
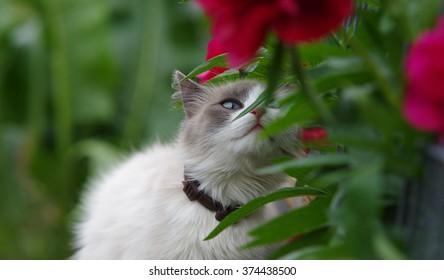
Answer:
403, 92, 444, 132
301, 127, 328, 142
212, 3, 280, 67
197, 67, 229, 84
403, 16, 444, 134
274, 0, 353, 43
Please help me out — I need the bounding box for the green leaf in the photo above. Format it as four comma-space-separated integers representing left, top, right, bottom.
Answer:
373, 230, 406, 260
268, 157, 318, 186
356, 0, 381, 10
204, 186, 327, 241
304, 143, 338, 153
290, 46, 335, 124
284, 167, 317, 186
260, 97, 316, 138
182, 54, 228, 80
259, 154, 352, 175
246, 196, 332, 247
233, 41, 284, 121
307, 168, 354, 190
278, 57, 370, 107
287, 57, 368, 99
281, 244, 350, 260
332, 161, 384, 259
233, 89, 270, 121
298, 41, 350, 66
327, 126, 382, 150
269, 227, 332, 259
204, 72, 243, 85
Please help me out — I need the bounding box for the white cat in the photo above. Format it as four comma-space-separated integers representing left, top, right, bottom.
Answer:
72, 72, 301, 259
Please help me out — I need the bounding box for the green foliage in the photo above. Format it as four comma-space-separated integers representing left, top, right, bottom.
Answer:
1, 0, 441, 260
185, 1, 439, 259
205, 187, 328, 241
0, 0, 208, 259
248, 196, 332, 247
181, 53, 228, 81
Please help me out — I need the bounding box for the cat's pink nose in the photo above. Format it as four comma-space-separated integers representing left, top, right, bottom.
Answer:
250, 107, 263, 120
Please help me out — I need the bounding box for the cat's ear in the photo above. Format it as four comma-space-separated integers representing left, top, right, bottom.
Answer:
172, 71, 206, 118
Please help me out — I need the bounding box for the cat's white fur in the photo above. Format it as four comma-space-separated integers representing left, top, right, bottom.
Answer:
73, 74, 300, 259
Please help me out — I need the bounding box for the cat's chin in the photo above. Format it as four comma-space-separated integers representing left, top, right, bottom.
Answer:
229, 132, 284, 157
230, 127, 300, 160
231, 124, 264, 141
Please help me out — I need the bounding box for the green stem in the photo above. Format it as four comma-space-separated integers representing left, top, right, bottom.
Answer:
27, 20, 46, 157
349, 38, 399, 110
122, 0, 163, 145
42, 0, 72, 156
290, 47, 334, 125
266, 41, 284, 103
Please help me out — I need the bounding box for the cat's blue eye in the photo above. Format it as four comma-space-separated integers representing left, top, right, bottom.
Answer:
221, 99, 243, 110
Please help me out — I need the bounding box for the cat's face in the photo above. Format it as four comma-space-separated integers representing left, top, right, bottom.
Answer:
174, 71, 301, 166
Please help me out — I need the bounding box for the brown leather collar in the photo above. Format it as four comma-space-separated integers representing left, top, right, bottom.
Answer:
182, 174, 239, 221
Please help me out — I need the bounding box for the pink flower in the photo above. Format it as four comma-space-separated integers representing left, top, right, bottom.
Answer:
195, 0, 353, 67
404, 18, 444, 135
197, 38, 230, 84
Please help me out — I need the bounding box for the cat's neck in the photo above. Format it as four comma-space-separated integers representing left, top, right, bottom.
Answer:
182, 146, 286, 207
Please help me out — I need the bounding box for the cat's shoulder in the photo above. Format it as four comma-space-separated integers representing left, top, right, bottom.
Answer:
107, 142, 181, 174
81, 142, 183, 198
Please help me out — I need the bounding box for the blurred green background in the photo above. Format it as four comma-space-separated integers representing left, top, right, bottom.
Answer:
0, 0, 208, 259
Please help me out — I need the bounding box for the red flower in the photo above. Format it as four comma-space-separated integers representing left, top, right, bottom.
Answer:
197, 38, 230, 84
301, 127, 328, 142
301, 127, 328, 154
195, 0, 353, 67
404, 18, 444, 135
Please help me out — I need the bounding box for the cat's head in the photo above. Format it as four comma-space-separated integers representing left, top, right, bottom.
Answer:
173, 71, 302, 171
